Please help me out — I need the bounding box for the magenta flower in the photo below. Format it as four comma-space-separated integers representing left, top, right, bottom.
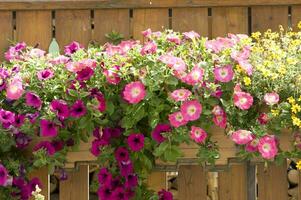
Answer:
168, 111, 187, 128
76, 67, 94, 81
40, 119, 58, 137
49, 55, 69, 65
170, 89, 191, 102
233, 91, 253, 110
0, 109, 15, 124
231, 130, 253, 145
122, 81, 146, 104
167, 33, 181, 44
29, 178, 42, 193
214, 65, 234, 83
115, 147, 129, 163
103, 65, 121, 85
25, 92, 42, 109
142, 28, 152, 38
205, 37, 234, 53
14, 132, 31, 149
37, 69, 54, 80
26, 112, 39, 124
50, 99, 69, 119
112, 187, 128, 200
97, 168, 112, 185
183, 31, 200, 40
212, 114, 227, 129
0, 164, 8, 186
258, 113, 269, 125
183, 65, 204, 85
125, 174, 138, 189
51, 140, 64, 152
140, 41, 157, 55
70, 100, 86, 118
119, 160, 134, 177
190, 126, 207, 143
264, 92, 279, 106
14, 114, 25, 127
159, 54, 187, 73
91, 140, 102, 157
64, 41, 83, 55
151, 124, 171, 143
258, 135, 278, 159
212, 105, 225, 116
180, 100, 202, 121
6, 76, 23, 100
33, 141, 56, 156
158, 189, 173, 200
245, 138, 259, 152
97, 185, 113, 199
127, 133, 145, 152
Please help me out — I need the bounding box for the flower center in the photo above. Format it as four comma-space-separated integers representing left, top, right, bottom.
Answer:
220, 69, 228, 78
131, 88, 140, 97
262, 143, 271, 152
175, 114, 183, 121
188, 106, 196, 115
239, 97, 247, 104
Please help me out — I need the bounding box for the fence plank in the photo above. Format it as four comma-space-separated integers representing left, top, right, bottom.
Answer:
29, 167, 49, 200
251, 6, 288, 32
257, 162, 288, 200
212, 7, 248, 37
0, 11, 12, 61
218, 163, 247, 200
147, 172, 166, 192
16, 11, 52, 50
172, 8, 208, 37
94, 9, 130, 44
59, 165, 89, 200
132, 8, 169, 41
178, 165, 207, 200
56, 10, 91, 49
292, 6, 301, 30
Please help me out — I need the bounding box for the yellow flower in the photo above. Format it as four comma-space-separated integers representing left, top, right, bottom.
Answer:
298, 95, 301, 102
243, 77, 251, 86
292, 115, 301, 127
277, 67, 286, 75
288, 96, 296, 104
271, 109, 280, 116
297, 160, 301, 170
251, 32, 261, 40
235, 65, 243, 73
298, 21, 301, 29
291, 104, 301, 114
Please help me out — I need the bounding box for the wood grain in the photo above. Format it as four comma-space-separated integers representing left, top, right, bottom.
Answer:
172, 8, 208, 37
257, 162, 288, 200
147, 172, 166, 192
60, 165, 89, 200
16, 11, 52, 50
218, 164, 247, 200
178, 165, 207, 200
29, 167, 49, 200
292, 6, 301, 30
55, 10, 92, 49
212, 7, 248, 37
251, 6, 289, 32
0, 11, 12, 61
94, 9, 130, 44
132, 8, 169, 41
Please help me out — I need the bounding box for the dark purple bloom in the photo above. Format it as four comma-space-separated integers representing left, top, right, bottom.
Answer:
14, 42, 26, 52
119, 161, 133, 177
125, 174, 138, 189
70, 100, 86, 118
91, 140, 102, 157
0, 164, 8, 186
33, 141, 56, 156
26, 112, 39, 124
152, 124, 172, 143
14, 132, 31, 149
127, 133, 145, 152
97, 185, 113, 200
40, 119, 58, 137
0, 109, 15, 124
37, 69, 54, 80
51, 140, 64, 151
25, 92, 42, 109
158, 189, 173, 200
97, 168, 112, 185
115, 147, 129, 163
14, 114, 25, 127
59, 169, 68, 181
76, 67, 94, 81
64, 41, 83, 56
110, 127, 122, 138
29, 177, 42, 192
66, 138, 75, 146
110, 177, 121, 190
0, 78, 6, 91
50, 99, 69, 119
112, 187, 128, 200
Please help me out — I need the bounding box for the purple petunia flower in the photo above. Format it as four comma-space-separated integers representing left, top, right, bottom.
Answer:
25, 92, 42, 109
40, 119, 58, 137
13, 114, 25, 127
51, 140, 64, 152
114, 147, 129, 163
70, 100, 86, 118
26, 112, 39, 124
50, 99, 69, 119
127, 133, 145, 152
110, 177, 122, 190
0, 164, 8, 186
0, 109, 15, 124
33, 141, 56, 156
125, 174, 138, 189
29, 177, 42, 193
59, 169, 68, 181
37, 69, 54, 80
76, 67, 94, 81
112, 187, 128, 200
119, 161, 133, 177
158, 189, 173, 200
152, 124, 172, 143
97, 185, 113, 200
64, 41, 83, 56
97, 168, 112, 185
14, 132, 31, 149
91, 140, 102, 157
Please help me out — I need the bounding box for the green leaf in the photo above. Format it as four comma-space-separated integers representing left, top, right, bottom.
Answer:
106, 101, 115, 115
165, 76, 178, 86
153, 142, 169, 157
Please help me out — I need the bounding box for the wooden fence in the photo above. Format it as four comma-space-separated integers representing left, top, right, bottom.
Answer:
1, 0, 301, 199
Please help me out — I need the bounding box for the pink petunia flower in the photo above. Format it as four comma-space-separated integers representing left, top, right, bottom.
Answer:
167, 33, 181, 45
37, 69, 54, 80
213, 65, 234, 83
170, 89, 192, 102
245, 137, 259, 152
140, 41, 157, 55
159, 54, 187, 73
103, 65, 121, 85
257, 113, 269, 125
50, 99, 69, 119
151, 124, 172, 143
183, 65, 204, 85
190, 126, 207, 143
258, 135, 278, 159
6, 76, 23, 100
264, 92, 279, 106
64, 41, 83, 55
205, 37, 234, 53
180, 100, 202, 121
142, 28, 152, 38
233, 91, 253, 110
122, 81, 146, 104
0, 164, 8, 186
127, 133, 145, 152
212, 105, 225, 116
183, 31, 200, 40
213, 114, 227, 129
40, 119, 58, 137
25, 92, 42, 109
70, 100, 86, 118
231, 130, 253, 145
168, 111, 188, 128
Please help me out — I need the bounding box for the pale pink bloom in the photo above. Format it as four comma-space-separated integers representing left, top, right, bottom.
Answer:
167, 34, 181, 45
234, 83, 242, 93
152, 31, 162, 38
228, 33, 249, 43
29, 48, 45, 58
181, 100, 202, 121
183, 31, 200, 40
49, 55, 69, 65
231, 130, 253, 145
233, 91, 253, 110
245, 137, 259, 152
231, 46, 251, 61
122, 81, 146, 104
142, 28, 152, 38
105, 44, 122, 56
159, 55, 186, 73
140, 41, 157, 55
183, 65, 204, 85
103, 65, 121, 85
213, 65, 234, 83
190, 126, 207, 143
168, 111, 188, 128
212, 105, 225, 116
6, 76, 23, 100
264, 92, 279, 106
66, 59, 97, 73
238, 60, 253, 75
258, 135, 278, 159
205, 37, 235, 53
119, 40, 138, 53
213, 114, 227, 128
170, 89, 192, 102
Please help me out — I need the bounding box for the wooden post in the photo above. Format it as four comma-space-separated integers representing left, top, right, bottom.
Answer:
29, 167, 50, 200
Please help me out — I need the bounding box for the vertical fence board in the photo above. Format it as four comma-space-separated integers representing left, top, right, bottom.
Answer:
132, 9, 169, 41
212, 7, 248, 37
251, 6, 288, 32
257, 162, 288, 200
172, 8, 208, 37
60, 165, 89, 200
218, 164, 247, 200
16, 11, 52, 50
29, 167, 49, 200
0, 11, 12, 61
147, 172, 166, 192
56, 10, 91, 49
94, 9, 130, 44
178, 165, 207, 200
292, 6, 301, 30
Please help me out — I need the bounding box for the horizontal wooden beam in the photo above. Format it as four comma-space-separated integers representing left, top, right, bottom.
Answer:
0, 0, 301, 10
